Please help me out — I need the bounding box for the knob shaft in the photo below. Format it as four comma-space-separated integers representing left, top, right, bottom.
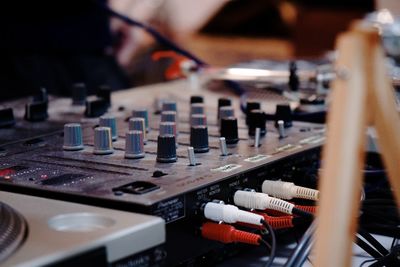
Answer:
125, 130, 145, 159
248, 109, 267, 136
190, 126, 209, 153
63, 123, 84, 151
99, 115, 117, 141
157, 135, 177, 163
93, 127, 113, 155
220, 117, 239, 144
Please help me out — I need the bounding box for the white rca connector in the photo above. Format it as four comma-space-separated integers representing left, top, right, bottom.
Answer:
203, 202, 264, 225
262, 180, 319, 201
233, 190, 294, 214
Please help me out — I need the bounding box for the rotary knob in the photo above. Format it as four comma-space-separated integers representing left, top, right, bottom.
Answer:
71, 83, 87, 106
217, 98, 231, 119
220, 117, 239, 144
190, 126, 209, 153
190, 103, 205, 115
132, 109, 149, 132
63, 123, 84, 151
24, 101, 48, 122
162, 101, 177, 112
274, 104, 293, 128
156, 135, 177, 163
129, 117, 147, 144
245, 101, 261, 125
93, 127, 113, 155
84, 98, 108, 118
248, 109, 267, 136
99, 115, 117, 141
190, 114, 207, 127
190, 95, 204, 104
125, 130, 145, 159
161, 111, 177, 123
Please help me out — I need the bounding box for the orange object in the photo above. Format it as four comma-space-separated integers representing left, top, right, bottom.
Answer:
201, 222, 261, 245
152, 50, 189, 80
295, 205, 317, 214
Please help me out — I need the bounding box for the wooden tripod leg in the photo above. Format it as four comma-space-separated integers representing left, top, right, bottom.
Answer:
313, 32, 369, 267
368, 30, 400, 207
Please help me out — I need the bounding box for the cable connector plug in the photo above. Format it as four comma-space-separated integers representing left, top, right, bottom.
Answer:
201, 222, 261, 245
233, 190, 295, 214
262, 180, 319, 201
203, 202, 263, 225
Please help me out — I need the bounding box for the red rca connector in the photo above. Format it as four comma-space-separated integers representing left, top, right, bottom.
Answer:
254, 212, 294, 229
295, 205, 317, 214
201, 222, 261, 245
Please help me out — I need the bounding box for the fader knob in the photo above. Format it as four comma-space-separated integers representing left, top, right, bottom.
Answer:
99, 115, 117, 141
248, 109, 267, 136
190, 126, 209, 153
245, 101, 261, 125
156, 135, 177, 163
63, 123, 84, 151
220, 117, 239, 144
71, 83, 87, 105
190, 95, 204, 104
93, 127, 113, 155
274, 104, 292, 128
125, 130, 145, 159
132, 109, 149, 132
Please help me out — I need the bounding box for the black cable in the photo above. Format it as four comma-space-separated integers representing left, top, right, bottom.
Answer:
355, 236, 384, 259
97, 2, 206, 66
360, 258, 377, 267
261, 220, 276, 267
358, 228, 389, 256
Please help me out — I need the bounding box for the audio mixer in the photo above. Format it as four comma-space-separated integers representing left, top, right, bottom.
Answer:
0, 77, 324, 266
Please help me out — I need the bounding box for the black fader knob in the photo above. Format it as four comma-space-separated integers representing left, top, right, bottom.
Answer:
190, 126, 209, 153
248, 109, 267, 136
220, 117, 239, 144
274, 104, 293, 128
245, 101, 261, 125
156, 135, 177, 163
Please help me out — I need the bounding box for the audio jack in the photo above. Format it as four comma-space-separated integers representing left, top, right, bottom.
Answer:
262, 180, 319, 201
233, 190, 314, 219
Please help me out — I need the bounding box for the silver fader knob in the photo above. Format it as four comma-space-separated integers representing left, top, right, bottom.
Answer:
63, 123, 84, 151
93, 127, 113, 155
132, 109, 149, 132
129, 117, 147, 144
99, 115, 117, 141
125, 130, 145, 159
